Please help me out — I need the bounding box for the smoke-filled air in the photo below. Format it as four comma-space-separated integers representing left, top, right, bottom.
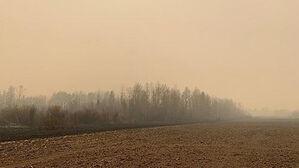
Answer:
1, 1, 299, 167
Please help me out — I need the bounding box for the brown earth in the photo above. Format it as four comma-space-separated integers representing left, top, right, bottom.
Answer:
1, 119, 299, 168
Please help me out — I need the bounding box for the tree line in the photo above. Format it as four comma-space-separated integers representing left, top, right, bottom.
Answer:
0, 83, 249, 129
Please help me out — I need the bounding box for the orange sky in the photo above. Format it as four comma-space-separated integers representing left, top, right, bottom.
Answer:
0, 0, 298, 110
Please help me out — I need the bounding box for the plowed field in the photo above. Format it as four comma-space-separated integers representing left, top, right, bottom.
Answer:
1, 120, 299, 168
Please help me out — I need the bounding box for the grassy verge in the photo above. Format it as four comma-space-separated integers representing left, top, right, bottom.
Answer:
0, 122, 199, 142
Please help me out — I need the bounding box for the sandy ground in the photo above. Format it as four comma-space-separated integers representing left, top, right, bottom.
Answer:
1, 120, 299, 168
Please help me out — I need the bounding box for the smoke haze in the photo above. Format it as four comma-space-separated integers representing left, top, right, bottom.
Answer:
1, 0, 299, 111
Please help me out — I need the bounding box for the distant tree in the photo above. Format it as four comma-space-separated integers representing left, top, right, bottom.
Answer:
0, 83, 249, 128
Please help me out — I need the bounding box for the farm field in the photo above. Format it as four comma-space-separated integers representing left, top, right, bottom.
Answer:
1, 119, 299, 168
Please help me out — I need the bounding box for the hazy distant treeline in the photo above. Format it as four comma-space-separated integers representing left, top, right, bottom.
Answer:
0, 83, 249, 129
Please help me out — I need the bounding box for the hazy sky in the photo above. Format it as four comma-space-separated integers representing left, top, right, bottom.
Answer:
0, 0, 298, 110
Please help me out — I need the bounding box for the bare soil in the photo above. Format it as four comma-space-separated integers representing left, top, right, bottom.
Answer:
1, 119, 299, 168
